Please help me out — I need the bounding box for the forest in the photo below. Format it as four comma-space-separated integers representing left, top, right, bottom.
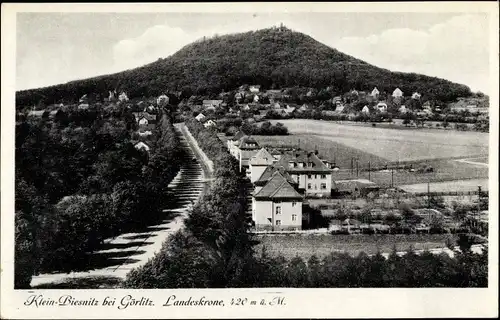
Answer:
15, 107, 182, 288
16, 26, 472, 108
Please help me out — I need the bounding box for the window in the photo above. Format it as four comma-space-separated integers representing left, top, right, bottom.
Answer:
308, 162, 313, 168
288, 161, 295, 168
298, 162, 304, 168
321, 183, 327, 190
275, 206, 281, 215
307, 174, 312, 179
292, 201, 297, 207
307, 183, 312, 190
321, 174, 326, 179
292, 214, 297, 221
276, 220, 281, 226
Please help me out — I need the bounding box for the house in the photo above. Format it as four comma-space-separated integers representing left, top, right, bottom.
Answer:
361, 105, 370, 114
236, 136, 261, 172
332, 96, 343, 105
253, 95, 260, 103
157, 94, 169, 106
138, 117, 150, 126
203, 119, 217, 128
371, 87, 380, 98
27, 110, 46, 118
144, 105, 157, 113
249, 85, 261, 93
333, 179, 379, 197
392, 88, 403, 98
284, 105, 296, 115
298, 104, 310, 113
227, 130, 246, 158
272, 102, 282, 109
249, 148, 276, 182
335, 105, 345, 113
138, 130, 153, 137
411, 92, 421, 100
252, 170, 304, 231
134, 141, 151, 152
79, 94, 88, 103
119, 92, 129, 102
108, 91, 116, 101
272, 150, 333, 197
78, 103, 90, 110
376, 102, 388, 112
399, 105, 407, 114
202, 100, 223, 109
195, 113, 206, 122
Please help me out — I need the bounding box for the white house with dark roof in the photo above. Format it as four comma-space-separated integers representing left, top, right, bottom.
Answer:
134, 141, 151, 152
377, 102, 388, 112
236, 136, 261, 172
249, 85, 261, 93
226, 130, 246, 158
361, 105, 370, 114
411, 92, 421, 100
195, 113, 206, 122
392, 88, 403, 98
273, 150, 333, 197
371, 87, 380, 98
252, 170, 303, 231
249, 148, 276, 182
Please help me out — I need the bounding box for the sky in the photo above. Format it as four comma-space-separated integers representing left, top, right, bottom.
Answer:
16, 12, 491, 93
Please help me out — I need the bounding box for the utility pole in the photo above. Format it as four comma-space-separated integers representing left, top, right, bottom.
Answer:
356, 159, 359, 178
391, 167, 394, 188
368, 161, 371, 181
351, 158, 354, 176
427, 181, 430, 209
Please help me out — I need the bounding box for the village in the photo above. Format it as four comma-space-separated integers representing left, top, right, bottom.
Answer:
20, 81, 489, 239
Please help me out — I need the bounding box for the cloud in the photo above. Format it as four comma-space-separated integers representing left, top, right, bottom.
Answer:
112, 25, 193, 72
335, 14, 490, 93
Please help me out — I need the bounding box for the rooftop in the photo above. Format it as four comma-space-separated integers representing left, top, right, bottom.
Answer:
253, 171, 303, 200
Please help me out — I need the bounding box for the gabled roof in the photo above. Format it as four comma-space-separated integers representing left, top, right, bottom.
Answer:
274, 150, 332, 173
253, 171, 303, 200
239, 136, 260, 150
250, 148, 275, 166
255, 165, 296, 186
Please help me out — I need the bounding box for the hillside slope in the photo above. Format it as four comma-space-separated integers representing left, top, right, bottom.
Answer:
16, 26, 472, 107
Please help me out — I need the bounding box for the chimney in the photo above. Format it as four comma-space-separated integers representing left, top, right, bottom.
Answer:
315, 150, 319, 155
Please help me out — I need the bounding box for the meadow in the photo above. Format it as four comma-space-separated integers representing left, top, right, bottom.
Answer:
255, 234, 458, 260
271, 119, 489, 162
254, 136, 489, 187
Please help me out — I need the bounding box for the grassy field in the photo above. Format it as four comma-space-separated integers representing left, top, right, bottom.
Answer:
254, 135, 488, 186
255, 234, 458, 260
272, 119, 488, 162
253, 135, 388, 168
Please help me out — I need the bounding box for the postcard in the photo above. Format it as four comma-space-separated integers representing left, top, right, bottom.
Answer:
1, 2, 498, 319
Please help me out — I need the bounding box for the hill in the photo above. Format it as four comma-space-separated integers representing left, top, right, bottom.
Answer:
16, 26, 472, 107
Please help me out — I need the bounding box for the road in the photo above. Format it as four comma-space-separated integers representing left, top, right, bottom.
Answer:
30, 125, 210, 288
